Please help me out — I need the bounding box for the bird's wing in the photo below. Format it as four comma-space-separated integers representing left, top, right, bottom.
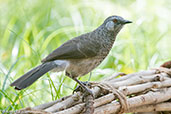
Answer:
41, 35, 100, 62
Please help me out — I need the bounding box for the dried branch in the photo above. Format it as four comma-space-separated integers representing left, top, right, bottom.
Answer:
14, 63, 171, 114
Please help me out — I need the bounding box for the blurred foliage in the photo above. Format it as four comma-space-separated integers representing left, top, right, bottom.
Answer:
0, 0, 171, 111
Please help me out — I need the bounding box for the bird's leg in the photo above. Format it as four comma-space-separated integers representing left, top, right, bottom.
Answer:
73, 81, 89, 93
73, 78, 94, 97
73, 78, 94, 113
73, 72, 92, 93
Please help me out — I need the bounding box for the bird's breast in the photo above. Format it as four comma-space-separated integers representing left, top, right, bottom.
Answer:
98, 37, 115, 56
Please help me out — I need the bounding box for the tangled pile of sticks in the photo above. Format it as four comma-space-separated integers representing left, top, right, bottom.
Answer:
14, 61, 171, 114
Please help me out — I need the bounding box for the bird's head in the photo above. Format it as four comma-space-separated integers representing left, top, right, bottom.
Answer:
104, 15, 132, 32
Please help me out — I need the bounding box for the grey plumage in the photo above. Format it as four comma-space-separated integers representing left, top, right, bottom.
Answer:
10, 62, 56, 90
10, 15, 132, 91
10, 60, 69, 90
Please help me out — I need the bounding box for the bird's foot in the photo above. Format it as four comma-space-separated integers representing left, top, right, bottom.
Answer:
81, 85, 94, 103
77, 82, 94, 114
72, 79, 94, 100
73, 81, 90, 93
72, 78, 94, 113
73, 81, 94, 97
83, 85, 94, 97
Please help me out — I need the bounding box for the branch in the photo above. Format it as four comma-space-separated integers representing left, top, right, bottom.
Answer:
13, 63, 171, 114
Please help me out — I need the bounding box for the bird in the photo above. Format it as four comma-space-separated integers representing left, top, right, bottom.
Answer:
10, 15, 132, 96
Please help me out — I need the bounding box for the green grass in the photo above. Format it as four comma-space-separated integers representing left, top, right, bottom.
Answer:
0, 0, 171, 112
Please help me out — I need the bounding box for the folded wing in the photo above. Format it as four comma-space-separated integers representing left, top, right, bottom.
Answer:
42, 36, 100, 62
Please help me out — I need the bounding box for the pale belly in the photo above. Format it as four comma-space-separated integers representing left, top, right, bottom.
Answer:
66, 57, 104, 78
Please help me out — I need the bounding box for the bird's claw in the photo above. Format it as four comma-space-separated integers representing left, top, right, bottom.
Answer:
72, 81, 94, 101
73, 81, 90, 93
82, 87, 94, 101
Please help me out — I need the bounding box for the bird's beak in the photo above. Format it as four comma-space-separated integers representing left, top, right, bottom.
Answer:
123, 20, 132, 24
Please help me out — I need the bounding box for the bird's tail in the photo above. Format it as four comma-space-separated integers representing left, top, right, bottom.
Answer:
10, 62, 57, 90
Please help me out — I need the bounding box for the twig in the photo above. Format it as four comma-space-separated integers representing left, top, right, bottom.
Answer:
16, 65, 171, 114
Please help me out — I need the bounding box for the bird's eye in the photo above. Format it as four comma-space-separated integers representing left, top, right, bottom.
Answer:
113, 19, 118, 23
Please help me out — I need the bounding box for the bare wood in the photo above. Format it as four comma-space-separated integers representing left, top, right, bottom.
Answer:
108, 73, 170, 88
16, 65, 171, 114
33, 95, 71, 110
105, 70, 157, 82
127, 102, 171, 112
94, 87, 171, 114
45, 92, 82, 112
119, 79, 171, 95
